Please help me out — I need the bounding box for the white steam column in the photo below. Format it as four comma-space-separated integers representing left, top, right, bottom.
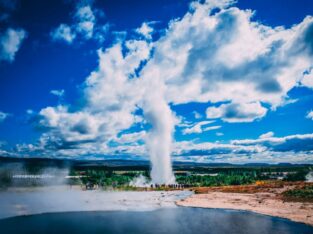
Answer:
143, 78, 175, 184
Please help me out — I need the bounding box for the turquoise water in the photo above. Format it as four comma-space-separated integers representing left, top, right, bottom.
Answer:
0, 207, 312, 234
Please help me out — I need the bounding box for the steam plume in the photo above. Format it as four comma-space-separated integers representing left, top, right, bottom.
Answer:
143, 77, 175, 184
306, 171, 313, 182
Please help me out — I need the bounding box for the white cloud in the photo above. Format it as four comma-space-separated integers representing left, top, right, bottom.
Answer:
136, 22, 153, 40
75, 5, 95, 39
146, 1, 313, 111
39, 105, 106, 143
50, 89, 65, 97
173, 139, 266, 160
181, 120, 215, 134
50, 4, 100, 43
202, 125, 221, 132
0, 111, 9, 122
172, 133, 313, 164
34, 38, 151, 156
231, 133, 313, 152
302, 71, 313, 88
51, 24, 76, 44
0, 28, 26, 62
181, 121, 221, 135
259, 131, 274, 139
306, 110, 313, 120
206, 102, 267, 122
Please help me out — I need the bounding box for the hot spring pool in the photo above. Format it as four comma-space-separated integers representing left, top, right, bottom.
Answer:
0, 207, 312, 234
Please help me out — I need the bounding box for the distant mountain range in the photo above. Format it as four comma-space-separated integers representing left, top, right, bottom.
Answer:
0, 156, 310, 169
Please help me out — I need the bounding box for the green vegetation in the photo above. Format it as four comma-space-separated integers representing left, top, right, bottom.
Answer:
176, 166, 312, 187
74, 166, 312, 188
283, 186, 313, 201
0, 162, 311, 189
283, 170, 308, 181
70, 169, 150, 188
176, 174, 255, 186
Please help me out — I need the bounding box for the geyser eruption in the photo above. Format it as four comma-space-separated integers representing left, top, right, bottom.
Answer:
143, 79, 175, 184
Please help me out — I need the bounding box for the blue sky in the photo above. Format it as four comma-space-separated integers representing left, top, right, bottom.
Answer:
0, 0, 313, 163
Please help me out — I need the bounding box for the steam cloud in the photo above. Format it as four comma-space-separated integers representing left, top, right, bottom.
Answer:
129, 174, 150, 187
143, 79, 175, 184
306, 171, 313, 182
0, 162, 70, 187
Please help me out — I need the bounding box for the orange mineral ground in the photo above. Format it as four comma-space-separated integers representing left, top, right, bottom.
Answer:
177, 181, 313, 226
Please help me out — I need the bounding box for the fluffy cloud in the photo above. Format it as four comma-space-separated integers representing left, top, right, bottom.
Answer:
51, 24, 76, 44
307, 111, 313, 120
136, 22, 153, 40
206, 102, 267, 122
301, 71, 313, 88
147, 0, 313, 111
50, 4, 103, 44
75, 5, 95, 39
0, 28, 26, 62
32, 38, 151, 157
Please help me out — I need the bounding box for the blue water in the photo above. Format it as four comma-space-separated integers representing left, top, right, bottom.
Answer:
0, 207, 312, 234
